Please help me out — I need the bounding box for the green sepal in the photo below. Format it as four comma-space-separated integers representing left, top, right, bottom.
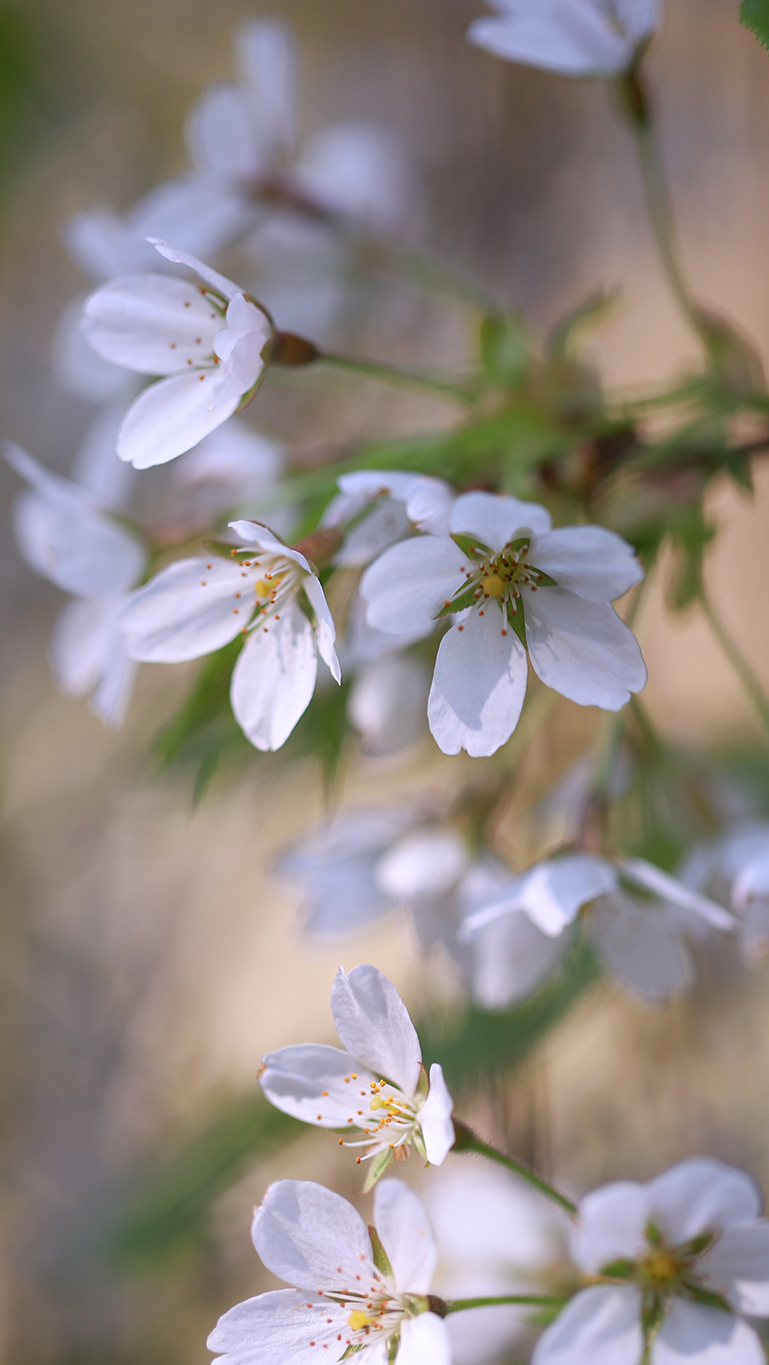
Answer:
361, 1147, 395, 1193
435, 585, 479, 618
507, 600, 527, 648
451, 532, 490, 560
680, 1281, 732, 1314
368, 1224, 394, 1280
598, 1259, 635, 1279
740, 0, 769, 53
411, 1126, 427, 1161
386, 1330, 401, 1365
415, 1063, 430, 1101
641, 1289, 666, 1339
340, 1343, 366, 1360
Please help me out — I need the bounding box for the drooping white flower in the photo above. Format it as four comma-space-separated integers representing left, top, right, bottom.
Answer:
82, 242, 273, 469
361, 491, 647, 758
259, 964, 454, 1188
468, 0, 659, 79
208, 1178, 451, 1365
119, 518, 339, 752
323, 470, 455, 569
534, 1157, 769, 1365
423, 1160, 571, 1365
683, 822, 769, 964
7, 442, 146, 726
462, 850, 735, 1006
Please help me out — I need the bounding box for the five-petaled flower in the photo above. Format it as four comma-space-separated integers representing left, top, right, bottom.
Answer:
208, 1178, 451, 1365
82, 241, 273, 469
259, 964, 455, 1189
468, 0, 659, 79
361, 490, 647, 758
119, 518, 339, 752
534, 1157, 769, 1365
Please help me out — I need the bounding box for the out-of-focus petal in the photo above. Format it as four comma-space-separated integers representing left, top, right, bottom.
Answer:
648, 1158, 763, 1244
374, 1179, 437, 1294
531, 1284, 643, 1365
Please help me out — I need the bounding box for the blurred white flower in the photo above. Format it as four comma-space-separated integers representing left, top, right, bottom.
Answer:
347, 655, 431, 756
468, 0, 659, 78
423, 1160, 571, 1365
119, 518, 339, 752
208, 1178, 451, 1365
362, 491, 647, 758
534, 1157, 769, 1365
7, 442, 146, 726
324, 469, 455, 569
83, 242, 273, 469
259, 964, 454, 1187
463, 850, 734, 1006
683, 822, 769, 964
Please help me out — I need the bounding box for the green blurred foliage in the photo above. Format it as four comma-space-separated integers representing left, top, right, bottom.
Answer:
741, 0, 769, 50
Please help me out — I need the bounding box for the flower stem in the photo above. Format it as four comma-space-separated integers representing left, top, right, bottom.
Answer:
319, 351, 473, 404
442, 1294, 567, 1315
616, 68, 706, 348
700, 588, 769, 739
452, 1120, 577, 1216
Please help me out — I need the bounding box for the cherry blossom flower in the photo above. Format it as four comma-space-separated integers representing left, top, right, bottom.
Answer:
534, 1157, 769, 1365
208, 1178, 451, 1365
259, 964, 454, 1189
7, 442, 146, 726
82, 242, 273, 469
683, 822, 769, 964
423, 1160, 572, 1365
462, 850, 735, 1006
119, 518, 339, 752
323, 470, 455, 569
468, 0, 660, 78
361, 491, 647, 757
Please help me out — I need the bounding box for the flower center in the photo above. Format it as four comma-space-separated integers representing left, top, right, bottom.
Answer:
336, 1077, 421, 1164
637, 1249, 686, 1290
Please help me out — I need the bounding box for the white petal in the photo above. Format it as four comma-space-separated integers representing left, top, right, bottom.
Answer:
296, 853, 392, 937
302, 574, 341, 682
469, 910, 570, 1009
259, 1044, 379, 1127
467, 1, 643, 78
175, 420, 283, 495
699, 1224, 769, 1315
331, 965, 422, 1096
83, 274, 223, 372
120, 557, 244, 662
88, 640, 138, 727
531, 1285, 643, 1365
251, 1180, 375, 1292
375, 830, 469, 900
51, 596, 137, 726
236, 18, 297, 155
621, 858, 735, 930
574, 1183, 650, 1273
398, 1314, 451, 1365
374, 1179, 437, 1294
512, 853, 617, 936
187, 83, 268, 182
734, 848, 769, 909
52, 294, 133, 401
740, 900, 769, 963
117, 370, 241, 468
361, 535, 467, 638
335, 500, 413, 569
347, 656, 429, 756
525, 587, 647, 708
590, 894, 693, 1002
207, 1287, 347, 1365
654, 1300, 763, 1365
149, 239, 241, 301
450, 490, 551, 551
73, 401, 137, 507
647, 1159, 762, 1245
530, 525, 644, 602
405, 477, 455, 536
230, 602, 317, 751
297, 122, 420, 233
420, 1065, 455, 1166
428, 607, 528, 757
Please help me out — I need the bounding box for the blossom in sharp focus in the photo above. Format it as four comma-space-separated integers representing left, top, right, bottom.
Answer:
424, 1160, 572, 1365
323, 469, 455, 570
7, 442, 146, 726
82, 241, 273, 469
534, 1157, 769, 1365
119, 518, 339, 752
208, 1177, 451, 1365
683, 822, 769, 964
468, 0, 659, 78
462, 850, 735, 1006
361, 490, 647, 758
259, 964, 454, 1189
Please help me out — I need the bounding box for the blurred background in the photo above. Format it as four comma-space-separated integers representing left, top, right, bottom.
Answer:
3, 0, 769, 1361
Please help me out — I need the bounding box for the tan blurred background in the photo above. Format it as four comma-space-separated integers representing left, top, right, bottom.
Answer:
2, 1, 769, 1361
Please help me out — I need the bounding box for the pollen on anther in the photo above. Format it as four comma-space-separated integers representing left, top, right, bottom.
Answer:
199, 374, 205, 381
356, 1156, 361, 1164
169, 343, 177, 349
317, 1114, 323, 1120
458, 625, 464, 631
322, 1091, 329, 1097
235, 592, 241, 598
206, 563, 212, 569
200, 581, 206, 586
501, 629, 508, 636
183, 301, 191, 308
233, 609, 239, 614
186, 358, 193, 365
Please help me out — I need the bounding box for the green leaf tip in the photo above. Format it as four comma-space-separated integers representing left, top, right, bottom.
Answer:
741, 0, 769, 51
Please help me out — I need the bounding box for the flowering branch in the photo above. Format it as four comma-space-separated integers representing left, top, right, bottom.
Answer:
452, 1119, 577, 1216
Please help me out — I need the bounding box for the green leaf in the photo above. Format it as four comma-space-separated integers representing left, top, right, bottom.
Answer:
546, 288, 619, 359
479, 312, 530, 385
741, 0, 769, 50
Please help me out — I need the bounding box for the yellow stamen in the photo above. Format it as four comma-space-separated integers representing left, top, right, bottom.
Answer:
348, 1311, 371, 1331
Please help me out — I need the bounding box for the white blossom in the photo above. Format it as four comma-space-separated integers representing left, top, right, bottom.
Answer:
361, 491, 647, 758
7, 442, 146, 726
208, 1178, 451, 1365
347, 656, 431, 757
119, 519, 339, 752
259, 964, 454, 1188
423, 1160, 571, 1365
468, 1, 659, 78
534, 1157, 769, 1365
82, 242, 273, 469
462, 850, 735, 1006
323, 470, 455, 569
683, 822, 769, 964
